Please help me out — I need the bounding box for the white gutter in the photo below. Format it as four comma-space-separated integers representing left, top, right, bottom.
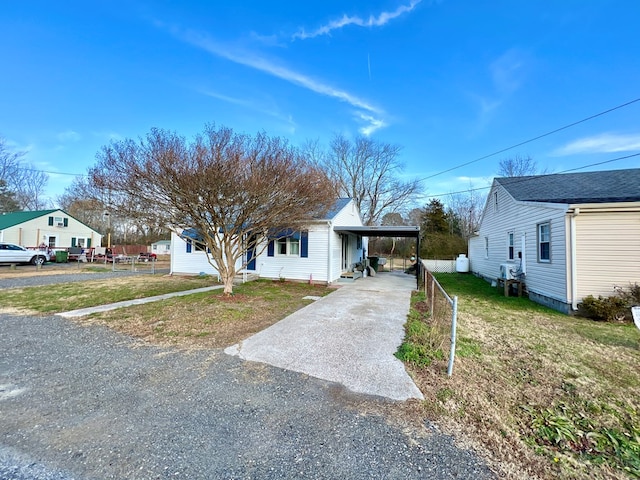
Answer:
327, 220, 332, 283
570, 208, 580, 310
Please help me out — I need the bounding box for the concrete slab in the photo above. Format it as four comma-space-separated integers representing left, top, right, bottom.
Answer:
226, 271, 423, 401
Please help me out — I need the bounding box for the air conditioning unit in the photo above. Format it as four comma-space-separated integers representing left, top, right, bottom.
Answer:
56, 222, 64, 227
500, 263, 517, 280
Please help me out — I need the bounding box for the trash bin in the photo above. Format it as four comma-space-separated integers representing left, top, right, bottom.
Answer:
55, 251, 68, 263
367, 256, 379, 272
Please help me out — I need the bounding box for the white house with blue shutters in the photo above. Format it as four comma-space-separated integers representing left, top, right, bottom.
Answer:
169, 198, 368, 284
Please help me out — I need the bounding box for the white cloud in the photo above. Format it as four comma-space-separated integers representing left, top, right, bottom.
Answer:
199, 89, 297, 134
172, 28, 386, 135
293, 0, 422, 40
553, 132, 640, 156
57, 130, 81, 142
356, 113, 386, 136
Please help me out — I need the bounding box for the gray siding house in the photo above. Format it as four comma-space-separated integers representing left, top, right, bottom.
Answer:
468, 168, 640, 313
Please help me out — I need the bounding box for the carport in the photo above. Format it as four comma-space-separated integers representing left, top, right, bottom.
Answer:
333, 225, 421, 287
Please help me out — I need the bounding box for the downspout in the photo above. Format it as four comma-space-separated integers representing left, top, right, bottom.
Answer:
326, 221, 332, 284
570, 208, 580, 310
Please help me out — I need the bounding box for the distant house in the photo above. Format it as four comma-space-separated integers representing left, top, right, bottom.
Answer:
151, 239, 171, 255
468, 168, 640, 313
0, 209, 103, 250
170, 198, 368, 283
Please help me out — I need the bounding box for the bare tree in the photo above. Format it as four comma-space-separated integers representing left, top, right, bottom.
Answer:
13, 168, 50, 210
90, 124, 334, 295
447, 185, 486, 237
58, 176, 168, 245
0, 137, 50, 210
0, 179, 19, 213
317, 134, 422, 226
497, 154, 546, 177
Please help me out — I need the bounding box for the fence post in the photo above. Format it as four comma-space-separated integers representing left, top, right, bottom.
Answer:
447, 295, 458, 377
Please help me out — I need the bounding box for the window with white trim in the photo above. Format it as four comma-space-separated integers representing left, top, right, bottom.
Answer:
507, 231, 514, 260
538, 222, 550, 262
277, 236, 300, 256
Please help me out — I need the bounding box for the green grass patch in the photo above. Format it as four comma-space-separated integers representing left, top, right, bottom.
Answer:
0, 275, 218, 313
395, 291, 445, 366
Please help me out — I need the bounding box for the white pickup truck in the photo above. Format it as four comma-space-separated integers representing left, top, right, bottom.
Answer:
0, 242, 51, 265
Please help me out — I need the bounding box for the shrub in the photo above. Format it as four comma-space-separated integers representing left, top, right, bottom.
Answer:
614, 282, 640, 307
579, 295, 628, 322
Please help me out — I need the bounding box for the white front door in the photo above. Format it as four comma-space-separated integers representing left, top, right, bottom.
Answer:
341, 235, 350, 270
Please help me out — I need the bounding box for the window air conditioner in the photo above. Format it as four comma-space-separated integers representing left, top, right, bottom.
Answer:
500, 263, 517, 280
56, 222, 64, 227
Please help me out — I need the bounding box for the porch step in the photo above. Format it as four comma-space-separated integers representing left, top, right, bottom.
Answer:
339, 271, 362, 282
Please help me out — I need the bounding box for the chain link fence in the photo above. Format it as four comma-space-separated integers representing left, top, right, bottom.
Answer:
420, 262, 458, 376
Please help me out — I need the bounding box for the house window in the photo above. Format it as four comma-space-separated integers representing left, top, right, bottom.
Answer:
48, 236, 56, 248
538, 222, 551, 262
494, 192, 498, 212
484, 237, 489, 259
268, 230, 308, 258
507, 231, 514, 260
277, 236, 300, 256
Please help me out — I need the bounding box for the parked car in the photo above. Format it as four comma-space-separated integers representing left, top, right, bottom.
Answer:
137, 252, 157, 262
0, 243, 50, 265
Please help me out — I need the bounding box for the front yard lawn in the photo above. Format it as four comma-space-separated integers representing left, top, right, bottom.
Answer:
0, 276, 332, 349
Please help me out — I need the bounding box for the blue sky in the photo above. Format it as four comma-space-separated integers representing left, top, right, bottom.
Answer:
1, 0, 639, 207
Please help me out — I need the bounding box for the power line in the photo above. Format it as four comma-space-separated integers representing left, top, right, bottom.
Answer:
18, 167, 86, 177
428, 152, 640, 199
421, 96, 640, 181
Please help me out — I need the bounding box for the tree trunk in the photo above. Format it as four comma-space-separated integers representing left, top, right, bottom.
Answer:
222, 272, 234, 295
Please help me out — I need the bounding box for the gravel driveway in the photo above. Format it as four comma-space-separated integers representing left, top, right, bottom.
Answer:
0, 272, 494, 479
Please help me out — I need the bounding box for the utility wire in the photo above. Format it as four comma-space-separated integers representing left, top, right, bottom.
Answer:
428, 152, 640, 199
422, 96, 640, 180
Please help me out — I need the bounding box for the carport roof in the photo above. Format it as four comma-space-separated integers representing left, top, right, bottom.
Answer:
333, 225, 420, 237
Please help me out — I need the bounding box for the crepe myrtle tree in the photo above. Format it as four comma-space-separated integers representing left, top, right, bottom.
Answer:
90, 124, 334, 295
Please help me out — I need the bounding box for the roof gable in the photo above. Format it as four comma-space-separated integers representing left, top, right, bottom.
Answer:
321, 198, 353, 220
496, 168, 640, 204
0, 210, 58, 229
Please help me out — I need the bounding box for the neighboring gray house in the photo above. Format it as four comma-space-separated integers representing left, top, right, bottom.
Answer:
468, 168, 640, 313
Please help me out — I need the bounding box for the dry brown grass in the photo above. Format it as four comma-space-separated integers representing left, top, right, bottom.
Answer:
78, 279, 332, 349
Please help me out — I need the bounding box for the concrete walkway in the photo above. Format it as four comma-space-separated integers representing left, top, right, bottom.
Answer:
226, 271, 424, 401
57, 286, 223, 318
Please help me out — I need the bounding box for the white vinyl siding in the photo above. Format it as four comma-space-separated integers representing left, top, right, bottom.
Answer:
468, 182, 568, 304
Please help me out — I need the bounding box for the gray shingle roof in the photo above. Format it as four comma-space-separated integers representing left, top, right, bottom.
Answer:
496, 168, 640, 204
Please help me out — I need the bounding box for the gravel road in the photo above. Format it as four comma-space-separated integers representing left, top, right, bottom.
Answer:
0, 312, 495, 479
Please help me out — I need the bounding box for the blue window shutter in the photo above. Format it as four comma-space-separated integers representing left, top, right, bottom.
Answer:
267, 240, 274, 257
186, 240, 192, 253
63, 218, 68, 227
48, 216, 54, 226
87, 238, 91, 248
300, 231, 308, 258
71, 237, 76, 247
